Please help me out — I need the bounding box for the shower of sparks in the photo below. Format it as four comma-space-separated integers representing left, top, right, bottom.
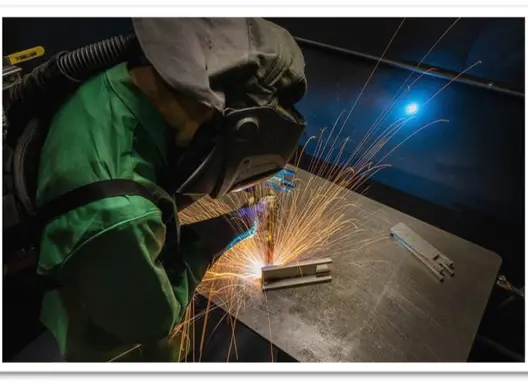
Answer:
125, 18, 483, 362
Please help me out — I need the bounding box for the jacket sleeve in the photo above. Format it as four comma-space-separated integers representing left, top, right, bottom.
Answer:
159, 213, 246, 306
66, 208, 242, 346
66, 209, 188, 345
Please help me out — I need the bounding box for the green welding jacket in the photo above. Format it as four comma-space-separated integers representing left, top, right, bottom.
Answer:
35, 62, 218, 362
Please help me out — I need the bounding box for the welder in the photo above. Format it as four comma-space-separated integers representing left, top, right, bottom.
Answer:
3, 18, 306, 362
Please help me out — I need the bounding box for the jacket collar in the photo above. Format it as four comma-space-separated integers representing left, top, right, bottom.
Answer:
105, 62, 169, 164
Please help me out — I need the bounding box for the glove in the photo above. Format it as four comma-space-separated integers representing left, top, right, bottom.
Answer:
223, 198, 269, 250
223, 201, 263, 250
180, 199, 267, 265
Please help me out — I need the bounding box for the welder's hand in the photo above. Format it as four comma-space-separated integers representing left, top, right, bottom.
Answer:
224, 199, 267, 250
180, 199, 267, 265
223, 217, 258, 251
237, 199, 267, 224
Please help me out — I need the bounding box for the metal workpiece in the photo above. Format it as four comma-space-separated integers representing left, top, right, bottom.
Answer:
391, 222, 455, 282
266, 168, 297, 192
198, 168, 502, 362
261, 258, 333, 291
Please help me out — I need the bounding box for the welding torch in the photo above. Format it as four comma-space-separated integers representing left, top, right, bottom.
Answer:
245, 168, 296, 266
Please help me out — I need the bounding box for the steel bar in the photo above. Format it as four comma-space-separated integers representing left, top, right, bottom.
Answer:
294, 36, 524, 98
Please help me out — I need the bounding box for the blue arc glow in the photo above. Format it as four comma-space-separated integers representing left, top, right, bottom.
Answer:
405, 103, 419, 115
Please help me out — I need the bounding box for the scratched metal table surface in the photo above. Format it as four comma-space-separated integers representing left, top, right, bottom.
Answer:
201, 168, 502, 362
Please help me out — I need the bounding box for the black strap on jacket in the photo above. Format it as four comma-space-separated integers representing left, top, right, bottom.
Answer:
28, 179, 177, 292
37, 179, 161, 226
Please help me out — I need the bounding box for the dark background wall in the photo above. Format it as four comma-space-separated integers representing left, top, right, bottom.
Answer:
269, 18, 525, 92
296, 46, 524, 221
3, 17, 525, 282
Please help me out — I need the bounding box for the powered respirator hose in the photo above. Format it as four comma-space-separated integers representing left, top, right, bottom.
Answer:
4, 34, 138, 144
56, 34, 136, 82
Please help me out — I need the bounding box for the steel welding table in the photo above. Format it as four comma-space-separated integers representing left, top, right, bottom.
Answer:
198, 168, 502, 362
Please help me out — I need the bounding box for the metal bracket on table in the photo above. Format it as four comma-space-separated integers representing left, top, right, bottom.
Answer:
266, 168, 296, 193
261, 258, 332, 291
391, 223, 455, 282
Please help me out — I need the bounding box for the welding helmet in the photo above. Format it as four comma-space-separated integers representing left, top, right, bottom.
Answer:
133, 18, 307, 198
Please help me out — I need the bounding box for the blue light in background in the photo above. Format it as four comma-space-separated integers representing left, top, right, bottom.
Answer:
405, 102, 419, 115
